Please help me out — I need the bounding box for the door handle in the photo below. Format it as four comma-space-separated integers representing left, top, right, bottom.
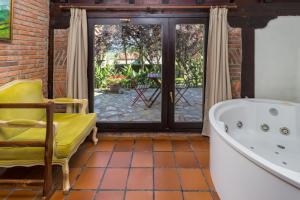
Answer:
120, 18, 131, 23
169, 91, 174, 104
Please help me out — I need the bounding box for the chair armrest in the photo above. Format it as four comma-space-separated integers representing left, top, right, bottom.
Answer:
0, 119, 58, 131
44, 98, 88, 114
0, 102, 56, 145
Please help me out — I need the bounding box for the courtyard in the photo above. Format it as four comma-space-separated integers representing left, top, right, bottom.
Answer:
94, 88, 203, 122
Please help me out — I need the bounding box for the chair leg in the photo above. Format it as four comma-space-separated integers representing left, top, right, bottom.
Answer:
62, 161, 70, 193
92, 127, 98, 145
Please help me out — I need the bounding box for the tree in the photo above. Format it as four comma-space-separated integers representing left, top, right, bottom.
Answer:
94, 25, 120, 66
175, 24, 205, 86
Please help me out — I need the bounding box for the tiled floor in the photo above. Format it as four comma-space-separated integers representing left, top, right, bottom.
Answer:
0, 134, 220, 200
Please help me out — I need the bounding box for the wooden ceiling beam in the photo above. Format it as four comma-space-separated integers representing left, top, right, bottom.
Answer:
59, 4, 238, 11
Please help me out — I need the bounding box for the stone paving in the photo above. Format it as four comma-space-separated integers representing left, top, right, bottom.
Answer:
94, 88, 203, 122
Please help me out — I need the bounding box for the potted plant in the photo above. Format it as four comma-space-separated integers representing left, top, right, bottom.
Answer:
107, 75, 127, 93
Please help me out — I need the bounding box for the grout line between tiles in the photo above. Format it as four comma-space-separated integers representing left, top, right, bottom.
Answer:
94, 140, 116, 200
152, 139, 155, 200
123, 140, 135, 200
171, 145, 185, 200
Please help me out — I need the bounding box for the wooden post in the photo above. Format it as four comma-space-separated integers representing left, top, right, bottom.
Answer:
43, 102, 54, 199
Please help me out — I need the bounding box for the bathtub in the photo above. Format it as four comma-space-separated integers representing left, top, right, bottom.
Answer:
209, 99, 300, 200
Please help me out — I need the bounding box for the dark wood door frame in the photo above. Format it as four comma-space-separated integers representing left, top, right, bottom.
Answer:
87, 16, 209, 132
88, 17, 170, 132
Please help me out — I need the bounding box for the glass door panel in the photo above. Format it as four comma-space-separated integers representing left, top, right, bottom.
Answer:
174, 23, 205, 123
93, 23, 162, 122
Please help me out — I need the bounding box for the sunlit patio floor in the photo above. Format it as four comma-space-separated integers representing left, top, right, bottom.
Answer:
94, 88, 203, 122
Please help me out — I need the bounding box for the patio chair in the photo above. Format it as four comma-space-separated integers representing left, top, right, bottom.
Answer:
175, 77, 192, 105
131, 80, 151, 107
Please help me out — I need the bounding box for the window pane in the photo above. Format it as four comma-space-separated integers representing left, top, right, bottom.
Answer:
93, 24, 162, 122
174, 24, 205, 122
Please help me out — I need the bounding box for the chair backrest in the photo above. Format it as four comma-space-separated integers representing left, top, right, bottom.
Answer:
0, 80, 45, 140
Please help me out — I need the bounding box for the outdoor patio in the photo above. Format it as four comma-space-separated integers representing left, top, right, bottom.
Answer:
94, 88, 203, 122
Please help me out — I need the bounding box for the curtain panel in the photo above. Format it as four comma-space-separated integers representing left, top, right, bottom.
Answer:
67, 8, 88, 102
202, 8, 232, 136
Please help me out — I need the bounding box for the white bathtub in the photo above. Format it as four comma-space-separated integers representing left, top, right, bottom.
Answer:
209, 99, 300, 200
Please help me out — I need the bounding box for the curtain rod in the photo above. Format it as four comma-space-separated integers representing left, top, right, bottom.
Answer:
59, 4, 238, 11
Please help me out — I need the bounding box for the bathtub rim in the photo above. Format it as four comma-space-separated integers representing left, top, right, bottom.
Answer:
209, 98, 300, 189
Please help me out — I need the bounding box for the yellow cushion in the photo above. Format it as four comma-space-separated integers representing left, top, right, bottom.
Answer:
0, 80, 45, 140
0, 113, 96, 160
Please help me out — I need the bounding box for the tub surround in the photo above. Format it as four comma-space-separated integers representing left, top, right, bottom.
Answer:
209, 99, 300, 200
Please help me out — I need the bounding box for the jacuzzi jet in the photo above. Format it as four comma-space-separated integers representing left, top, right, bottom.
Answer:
282, 161, 287, 165
237, 121, 243, 129
280, 127, 290, 135
225, 125, 229, 133
275, 152, 279, 155
250, 146, 254, 150
261, 124, 270, 132
277, 144, 285, 150
269, 108, 279, 116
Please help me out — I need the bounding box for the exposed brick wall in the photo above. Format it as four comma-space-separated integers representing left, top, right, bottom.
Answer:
228, 27, 242, 98
0, 0, 49, 95
53, 27, 242, 99
53, 29, 68, 98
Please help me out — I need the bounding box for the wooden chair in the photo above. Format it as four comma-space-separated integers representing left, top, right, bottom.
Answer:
0, 80, 98, 199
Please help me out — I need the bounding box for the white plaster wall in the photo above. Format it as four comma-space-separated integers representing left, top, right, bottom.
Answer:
255, 16, 300, 103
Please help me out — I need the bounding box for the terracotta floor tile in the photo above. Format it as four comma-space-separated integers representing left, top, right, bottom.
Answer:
191, 140, 209, 151
153, 140, 173, 151
0, 190, 11, 199
7, 190, 38, 200
155, 191, 183, 200
154, 152, 176, 167
194, 151, 210, 168
183, 192, 213, 200
131, 152, 153, 167
78, 141, 96, 152
96, 141, 116, 151
202, 168, 215, 191
50, 191, 65, 200
95, 191, 124, 200
87, 152, 112, 167
68, 191, 96, 200
114, 140, 134, 151
73, 168, 104, 189
211, 191, 221, 200
125, 191, 153, 200
154, 168, 181, 190
127, 168, 153, 190
69, 150, 92, 168
108, 152, 132, 167
173, 141, 192, 152
134, 140, 153, 151
174, 152, 198, 168
100, 168, 129, 190
178, 169, 209, 190
69, 168, 81, 186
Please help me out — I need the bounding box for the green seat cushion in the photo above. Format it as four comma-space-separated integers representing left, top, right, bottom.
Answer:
0, 113, 96, 160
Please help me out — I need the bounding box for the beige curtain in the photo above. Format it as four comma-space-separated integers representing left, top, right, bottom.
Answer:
202, 8, 232, 137
67, 8, 88, 102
